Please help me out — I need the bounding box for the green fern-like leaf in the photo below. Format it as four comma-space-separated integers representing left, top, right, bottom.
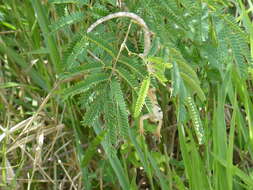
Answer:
116, 67, 139, 89
147, 56, 172, 84
170, 48, 200, 83
118, 57, 147, 78
62, 33, 83, 66
92, 4, 110, 17
134, 76, 150, 118
185, 96, 205, 144
170, 48, 203, 101
111, 79, 129, 138
62, 73, 109, 99
65, 35, 89, 68
50, 12, 85, 34
215, 14, 250, 78
180, 0, 197, 10
81, 95, 103, 126
180, 72, 206, 102
60, 62, 103, 80
78, 87, 96, 108
104, 91, 118, 146
221, 15, 248, 41
144, 0, 189, 43
118, 108, 129, 139
171, 61, 183, 97
101, 88, 120, 157
227, 31, 249, 78
111, 79, 128, 112
86, 34, 117, 58
229, 38, 248, 78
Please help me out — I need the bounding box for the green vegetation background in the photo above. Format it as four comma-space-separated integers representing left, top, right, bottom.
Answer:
1, 0, 253, 189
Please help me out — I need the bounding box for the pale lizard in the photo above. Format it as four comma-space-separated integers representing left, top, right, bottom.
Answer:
87, 12, 163, 139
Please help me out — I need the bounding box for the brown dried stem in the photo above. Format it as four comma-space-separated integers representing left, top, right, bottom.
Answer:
87, 12, 152, 58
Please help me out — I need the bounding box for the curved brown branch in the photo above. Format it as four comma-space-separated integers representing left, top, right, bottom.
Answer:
87, 12, 152, 57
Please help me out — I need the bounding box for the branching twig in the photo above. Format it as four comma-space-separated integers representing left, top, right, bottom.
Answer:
110, 21, 132, 78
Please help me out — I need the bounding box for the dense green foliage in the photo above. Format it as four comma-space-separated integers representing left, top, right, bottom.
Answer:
1, 0, 253, 189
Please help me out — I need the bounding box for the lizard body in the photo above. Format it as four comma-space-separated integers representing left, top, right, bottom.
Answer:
139, 88, 163, 138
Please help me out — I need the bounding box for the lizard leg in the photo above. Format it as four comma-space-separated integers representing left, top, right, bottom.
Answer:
154, 120, 162, 140
139, 114, 150, 135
